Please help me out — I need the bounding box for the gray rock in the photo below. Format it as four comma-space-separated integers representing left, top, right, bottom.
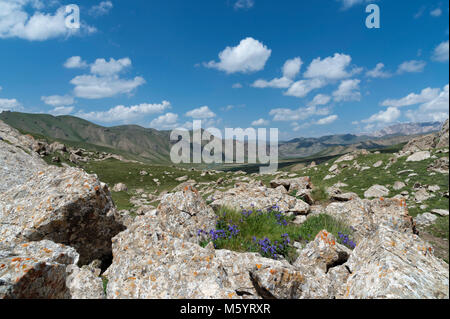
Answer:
364, 185, 389, 198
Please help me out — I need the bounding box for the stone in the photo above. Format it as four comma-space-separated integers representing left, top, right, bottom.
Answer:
406, 151, 431, 162
66, 261, 105, 299
342, 226, 449, 299
428, 157, 449, 174
112, 183, 128, 192
414, 188, 434, 202
393, 181, 406, 190
364, 185, 389, 198
415, 213, 438, 227
373, 160, 383, 168
175, 175, 189, 182
431, 209, 449, 217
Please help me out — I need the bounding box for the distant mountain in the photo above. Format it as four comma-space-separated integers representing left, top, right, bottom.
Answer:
1, 111, 438, 163
362, 121, 442, 138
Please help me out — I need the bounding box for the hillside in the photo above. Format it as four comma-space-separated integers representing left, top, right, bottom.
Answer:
0, 111, 172, 163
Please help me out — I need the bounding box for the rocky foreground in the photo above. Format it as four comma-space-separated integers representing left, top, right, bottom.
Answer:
0, 119, 449, 299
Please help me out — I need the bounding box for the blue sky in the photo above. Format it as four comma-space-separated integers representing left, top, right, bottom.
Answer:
0, 0, 448, 140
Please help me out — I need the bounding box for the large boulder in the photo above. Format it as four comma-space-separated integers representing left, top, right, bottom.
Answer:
325, 198, 416, 241
364, 185, 390, 198
341, 226, 449, 299
208, 181, 310, 215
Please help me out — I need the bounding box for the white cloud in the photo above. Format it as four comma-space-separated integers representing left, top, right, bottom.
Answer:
89, 1, 113, 17
381, 87, 441, 107
397, 60, 426, 74
316, 114, 338, 125
221, 104, 245, 111
406, 84, 449, 122
232, 83, 243, 89
50, 106, 74, 116
149, 112, 179, 130
90, 57, 131, 76
362, 107, 401, 124
333, 79, 361, 102
0, 1, 94, 41
70, 74, 145, 99
304, 53, 358, 80
234, 0, 254, 10
251, 118, 269, 126
76, 101, 170, 123
0, 98, 22, 112
41, 95, 74, 106
270, 105, 330, 122
252, 57, 302, 89
284, 78, 327, 98
430, 8, 442, 17
185, 106, 216, 119
308, 94, 331, 107
366, 63, 392, 78
67, 56, 145, 99
64, 56, 88, 69
432, 40, 449, 62
204, 37, 271, 74
252, 77, 293, 89
338, 0, 373, 10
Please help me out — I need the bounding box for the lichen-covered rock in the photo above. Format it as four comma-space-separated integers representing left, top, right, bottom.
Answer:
156, 186, 217, 243
0, 240, 79, 299
406, 151, 431, 162
0, 166, 125, 265
341, 226, 449, 299
208, 181, 310, 215
325, 198, 416, 241
364, 185, 390, 198
66, 261, 105, 299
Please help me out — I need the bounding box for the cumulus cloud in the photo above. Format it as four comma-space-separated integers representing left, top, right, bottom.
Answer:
337, 0, 373, 10
204, 37, 271, 74
366, 63, 392, 78
251, 118, 269, 126
50, 106, 74, 116
432, 40, 449, 62
308, 94, 331, 107
405, 84, 449, 122
316, 114, 338, 125
64, 56, 88, 69
90, 58, 132, 76
397, 60, 426, 74
41, 95, 74, 106
381, 87, 441, 107
333, 79, 361, 102
67, 56, 145, 99
185, 106, 216, 119
232, 83, 243, 89
0, 1, 94, 41
76, 101, 170, 123
89, 1, 113, 17
234, 0, 254, 10
362, 107, 401, 124
149, 112, 179, 130
269, 105, 330, 122
0, 98, 22, 112
284, 78, 327, 98
304, 53, 358, 80
252, 57, 302, 89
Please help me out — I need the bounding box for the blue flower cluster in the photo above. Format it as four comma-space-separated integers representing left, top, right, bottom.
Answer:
252, 233, 291, 259
198, 223, 240, 242
337, 232, 357, 249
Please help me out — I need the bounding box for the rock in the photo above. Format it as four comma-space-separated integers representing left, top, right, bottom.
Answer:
393, 181, 406, 191
49, 142, 66, 153
428, 185, 441, 192
414, 188, 434, 202
175, 175, 188, 182
435, 119, 449, 149
269, 177, 312, 193
364, 185, 389, 198
139, 170, 148, 176
373, 160, 383, 168
327, 186, 358, 202
415, 213, 438, 227
0, 240, 79, 298
66, 261, 105, 299
342, 226, 449, 299
428, 157, 449, 174
406, 151, 431, 162
323, 174, 335, 180
209, 181, 310, 215
292, 215, 307, 225
329, 164, 338, 172
112, 183, 128, 192
431, 209, 449, 217
334, 154, 354, 163
325, 198, 416, 241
